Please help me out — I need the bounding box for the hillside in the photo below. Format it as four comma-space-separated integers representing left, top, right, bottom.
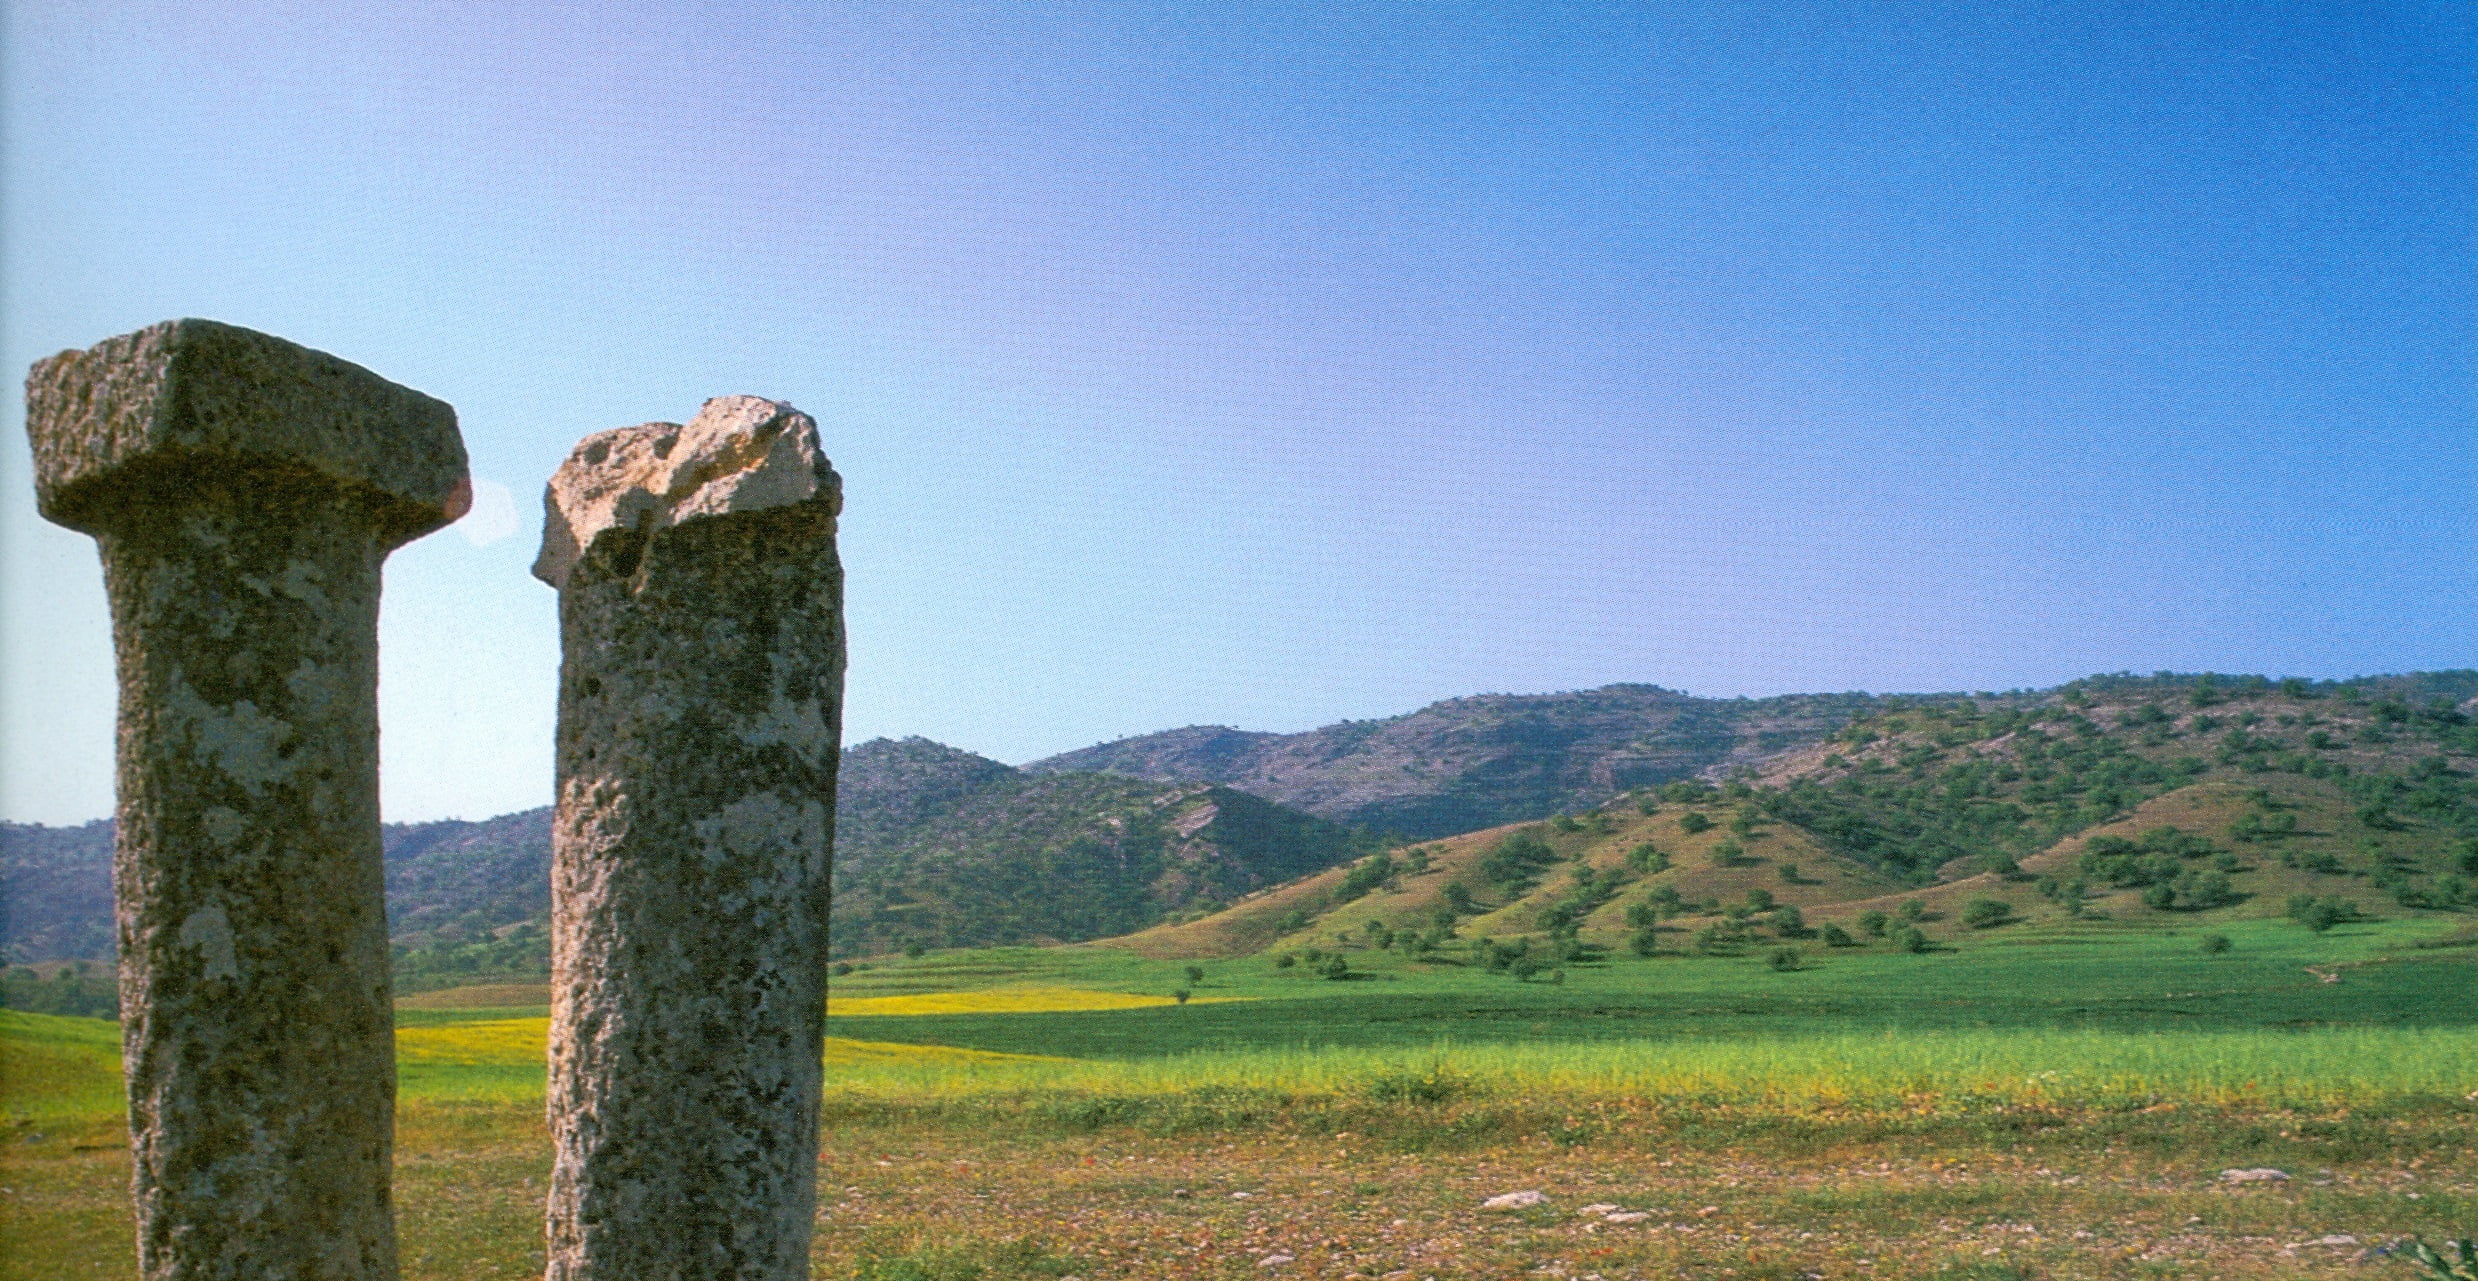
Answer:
826, 738, 1377, 957
1127, 671, 2478, 961
1026, 684, 1887, 838
0, 737, 1373, 977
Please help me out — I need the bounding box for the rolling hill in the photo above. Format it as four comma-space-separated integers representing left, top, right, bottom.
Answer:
0, 737, 1375, 979
9, 671, 2475, 996
1024, 684, 1887, 838
1121, 671, 2478, 961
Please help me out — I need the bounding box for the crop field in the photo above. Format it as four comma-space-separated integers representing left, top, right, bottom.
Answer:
4, 918, 2473, 1279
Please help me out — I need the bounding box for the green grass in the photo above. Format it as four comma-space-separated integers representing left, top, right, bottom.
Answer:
10, 921, 2471, 1122
820, 918, 2476, 1059
7, 924, 2476, 1281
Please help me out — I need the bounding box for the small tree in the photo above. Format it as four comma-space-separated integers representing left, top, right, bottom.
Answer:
2200, 934, 2232, 954
1961, 898, 2012, 929
1896, 899, 1927, 923
1766, 947, 1801, 972
1770, 904, 1807, 938
1184, 965, 1206, 986
1890, 925, 1929, 954
1172, 988, 1192, 1004
1628, 842, 1669, 873
1820, 923, 1856, 948
1678, 811, 1714, 834
1778, 862, 1801, 883
1274, 952, 1296, 970
1856, 909, 1890, 938
1629, 926, 1660, 957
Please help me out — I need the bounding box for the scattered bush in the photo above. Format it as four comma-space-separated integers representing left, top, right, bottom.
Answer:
1335, 851, 1395, 902
1480, 832, 1560, 891
1857, 909, 1890, 938
2200, 934, 2232, 954
1961, 898, 2013, 929
1820, 923, 1857, 947
1766, 947, 1802, 972
2286, 894, 2362, 932
1677, 811, 1714, 834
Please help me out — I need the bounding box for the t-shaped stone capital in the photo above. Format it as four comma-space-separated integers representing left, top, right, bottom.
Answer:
532, 394, 837, 590
25, 318, 468, 545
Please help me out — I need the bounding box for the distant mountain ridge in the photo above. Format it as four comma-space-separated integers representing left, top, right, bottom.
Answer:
1125, 669, 2478, 960
1026, 684, 1889, 838
826, 737, 1377, 957
11, 672, 2475, 974
0, 738, 1374, 967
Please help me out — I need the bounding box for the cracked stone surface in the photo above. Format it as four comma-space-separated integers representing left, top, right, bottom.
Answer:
24, 319, 467, 1281
537, 396, 844, 1280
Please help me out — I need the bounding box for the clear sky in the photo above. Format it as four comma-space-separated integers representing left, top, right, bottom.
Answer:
3, 2, 2471, 825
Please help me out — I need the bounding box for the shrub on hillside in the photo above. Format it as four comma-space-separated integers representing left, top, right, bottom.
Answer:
1480, 832, 1559, 891
2286, 894, 2361, 932
1677, 811, 1714, 834
1335, 851, 1395, 902
1961, 898, 2013, 929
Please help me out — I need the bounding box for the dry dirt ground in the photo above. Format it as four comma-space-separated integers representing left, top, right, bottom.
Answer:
10, 1101, 2467, 1280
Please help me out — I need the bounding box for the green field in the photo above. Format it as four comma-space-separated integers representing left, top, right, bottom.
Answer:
5, 919, 2474, 1279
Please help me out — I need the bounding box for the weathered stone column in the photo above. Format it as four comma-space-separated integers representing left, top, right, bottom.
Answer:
24, 319, 468, 1280
534, 396, 843, 1280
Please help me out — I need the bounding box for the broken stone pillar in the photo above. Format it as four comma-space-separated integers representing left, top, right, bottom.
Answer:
24, 319, 468, 1280
535, 396, 844, 1280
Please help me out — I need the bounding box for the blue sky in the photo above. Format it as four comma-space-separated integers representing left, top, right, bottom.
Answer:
3, 2, 2471, 824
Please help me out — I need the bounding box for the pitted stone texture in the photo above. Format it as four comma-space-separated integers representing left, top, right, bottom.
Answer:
542, 399, 842, 1281
27, 319, 468, 544
532, 395, 832, 589
23, 322, 466, 1281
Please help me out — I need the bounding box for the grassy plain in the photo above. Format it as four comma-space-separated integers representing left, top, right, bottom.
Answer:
4, 920, 2474, 1280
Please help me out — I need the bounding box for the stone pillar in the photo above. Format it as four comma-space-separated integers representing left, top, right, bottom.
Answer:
24, 319, 468, 1280
534, 396, 843, 1280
